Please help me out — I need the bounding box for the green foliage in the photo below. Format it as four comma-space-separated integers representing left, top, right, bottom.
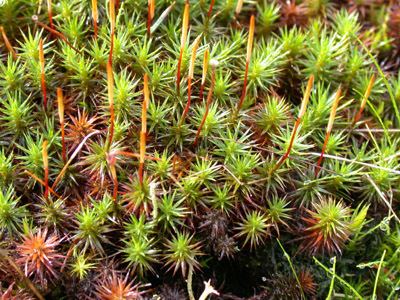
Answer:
0, 0, 399, 298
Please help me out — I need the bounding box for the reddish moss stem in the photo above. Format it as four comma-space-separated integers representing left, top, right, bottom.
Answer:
180, 35, 202, 125
237, 14, 255, 112
194, 62, 217, 146
207, 0, 215, 18
33, 17, 81, 53
199, 48, 209, 101
108, 153, 118, 201
176, 2, 190, 92
107, 0, 116, 149
147, 0, 155, 36
42, 140, 49, 199
39, 38, 47, 109
46, 0, 54, 30
0, 26, 17, 59
25, 170, 60, 198
235, 0, 244, 16
353, 74, 375, 125
139, 74, 150, 185
271, 74, 314, 174
57, 88, 66, 163
315, 86, 342, 176
92, 0, 98, 38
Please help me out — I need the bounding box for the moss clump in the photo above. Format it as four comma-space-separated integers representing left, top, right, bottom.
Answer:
0, 0, 399, 299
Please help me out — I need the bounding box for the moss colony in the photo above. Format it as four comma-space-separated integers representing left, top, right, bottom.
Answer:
0, 0, 400, 299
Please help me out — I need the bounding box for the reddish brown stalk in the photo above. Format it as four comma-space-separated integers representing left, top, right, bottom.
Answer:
0, 250, 45, 300
180, 35, 202, 125
199, 48, 209, 101
57, 88, 66, 163
237, 14, 255, 112
42, 140, 49, 199
60, 243, 75, 273
176, 2, 190, 92
207, 0, 215, 18
194, 60, 218, 146
46, 0, 54, 30
107, 0, 116, 149
353, 74, 376, 125
271, 74, 314, 174
32, 17, 81, 53
315, 86, 342, 176
0, 26, 17, 59
107, 62, 115, 149
91, 0, 99, 38
107, 153, 118, 201
114, 150, 161, 161
24, 171, 61, 198
52, 130, 101, 190
139, 74, 150, 185
39, 38, 47, 109
147, 0, 155, 35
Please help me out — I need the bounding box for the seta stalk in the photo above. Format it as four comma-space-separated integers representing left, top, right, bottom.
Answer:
176, 1, 190, 92
315, 86, 342, 176
199, 48, 209, 101
46, 0, 54, 30
39, 38, 47, 109
194, 60, 218, 146
107, 0, 116, 149
180, 34, 202, 125
147, 0, 155, 35
235, 0, 244, 16
237, 14, 255, 112
42, 140, 49, 199
207, 0, 215, 18
0, 26, 17, 59
271, 74, 314, 174
139, 74, 150, 185
57, 88, 67, 164
91, 0, 98, 38
353, 74, 376, 125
